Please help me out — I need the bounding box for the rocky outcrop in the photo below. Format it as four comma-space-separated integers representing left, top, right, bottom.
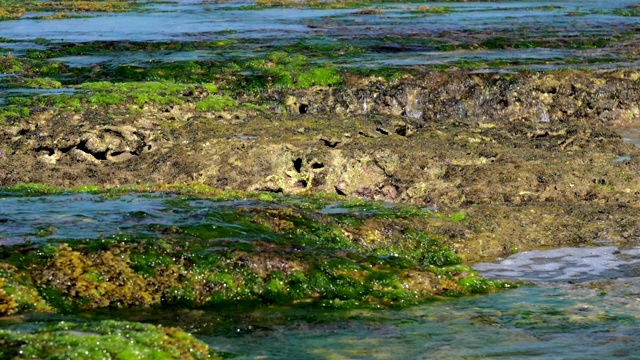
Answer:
1, 69, 639, 255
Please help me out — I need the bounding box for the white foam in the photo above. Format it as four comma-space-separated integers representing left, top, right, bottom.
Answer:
473, 246, 640, 283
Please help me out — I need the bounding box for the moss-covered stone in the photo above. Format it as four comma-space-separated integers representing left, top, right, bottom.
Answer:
0, 264, 53, 316
0, 320, 218, 360
36, 244, 157, 309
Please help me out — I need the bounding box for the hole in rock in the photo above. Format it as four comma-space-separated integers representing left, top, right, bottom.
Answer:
395, 125, 407, 136
59, 143, 77, 154
335, 186, 347, 196
299, 104, 309, 114
311, 162, 325, 169
77, 140, 108, 160
320, 139, 340, 148
293, 158, 303, 173
294, 180, 307, 188
35, 146, 55, 156
375, 127, 389, 135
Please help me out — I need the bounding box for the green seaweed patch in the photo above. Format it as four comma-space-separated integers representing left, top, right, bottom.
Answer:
0, 320, 218, 360
3, 80, 223, 112
79, 81, 193, 107
23, 41, 234, 60
0, 187, 514, 310
15, 77, 63, 89
0, 209, 514, 310
225, 52, 343, 93
246, 0, 457, 10
458, 275, 513, 294
0, 54, 67, 76
0, 264, 53, 316
0, 183, 249, 198
611, 7, 640, 16
195, 95, 237, 111
329, 198, 432, 219
2, 183, 65, 195
0, 53, 24, 73
297, 66, 342, 88
406, 5, 451, 14
0, 106, 30, 123
447, 211, 467, 222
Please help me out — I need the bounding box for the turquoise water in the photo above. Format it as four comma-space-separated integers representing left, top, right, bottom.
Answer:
197, 283, 640, 359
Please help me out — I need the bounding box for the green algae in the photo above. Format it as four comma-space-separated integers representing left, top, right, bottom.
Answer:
15, 77, 62, 89
1, 36, 635, 122
0, 51, 346, 116
0, 264, 53, 316
0, 183, 242, 198
612, 7, 640, 16
225, 52, 343, 93
0, 188, 513, 312
195, 95, 237, 112
0, 106, 29, 123
0, 54, 66, 76
0, 320, 218, 360
407, 5, 451, 14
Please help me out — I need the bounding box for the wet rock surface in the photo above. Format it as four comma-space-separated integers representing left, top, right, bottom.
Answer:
2, 70, 640, 262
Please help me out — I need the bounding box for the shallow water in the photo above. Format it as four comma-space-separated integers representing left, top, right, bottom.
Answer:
186, 247, 640, 358
1, 192, 640, 358
0, 0, 639, 69
0, 192, 271, 244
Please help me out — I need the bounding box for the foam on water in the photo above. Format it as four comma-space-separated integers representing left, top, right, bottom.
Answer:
474, 246, 640, 283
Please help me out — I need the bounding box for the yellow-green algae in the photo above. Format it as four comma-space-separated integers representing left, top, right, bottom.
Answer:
0, 264, 53, 316
0, 320, 218, 360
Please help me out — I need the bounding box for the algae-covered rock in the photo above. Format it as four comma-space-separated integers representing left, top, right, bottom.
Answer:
0, 264, 52, 317
0, 193, 512, 312
0, 320, 218, 360
36, 244, 157, 309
